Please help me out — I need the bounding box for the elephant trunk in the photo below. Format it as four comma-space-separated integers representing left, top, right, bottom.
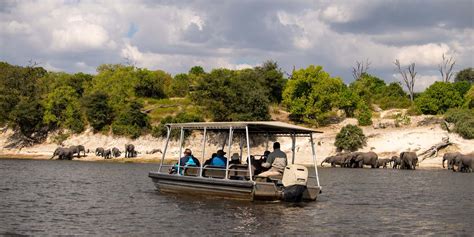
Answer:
442, 158, 446, 168
320, 160, 324, 167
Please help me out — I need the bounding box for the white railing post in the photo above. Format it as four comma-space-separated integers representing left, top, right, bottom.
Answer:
200, 127, 207, 177
225, 127, 233, 179
177, 127, 184, 175
246, 126, 253, 181
310, 133, 321, 187
159, 126, 171, 173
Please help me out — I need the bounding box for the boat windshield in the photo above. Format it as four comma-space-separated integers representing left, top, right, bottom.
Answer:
156, 122, 322, 185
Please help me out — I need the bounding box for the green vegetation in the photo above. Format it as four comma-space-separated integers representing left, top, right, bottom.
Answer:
444, 108, 474, 139
0, 60, 472, 142
415, 82, 463, 114
152, 112, 204, 140
335, 124, 367, 152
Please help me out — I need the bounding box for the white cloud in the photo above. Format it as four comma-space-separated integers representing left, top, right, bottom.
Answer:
51, 16, 110, 51
396, 43, 451, 67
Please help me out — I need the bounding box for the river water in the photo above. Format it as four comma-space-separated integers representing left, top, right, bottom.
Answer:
0, 158, 472, 235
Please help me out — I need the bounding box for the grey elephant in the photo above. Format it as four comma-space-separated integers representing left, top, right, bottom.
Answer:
96, 147, 105, 157
376, 158, 391, 168
103, 149, 112, 159
69, 145, 86, 158
390, 156, 401, 169
442, 152, 460, 169
350, 152, 378, 168
452, 153, 473, 173
112, 147, 121, 158
125, 144, 136, 158
400, 152, 418, 170
321, 155, 348, 167
51, 147, 74, 160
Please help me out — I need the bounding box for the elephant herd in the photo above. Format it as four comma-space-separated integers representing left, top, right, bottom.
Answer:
321, 151, 419, 170
50, 144, 146, 160
442, 152, 473, 173
95, 144, 137, 159
321, 151, 473, 172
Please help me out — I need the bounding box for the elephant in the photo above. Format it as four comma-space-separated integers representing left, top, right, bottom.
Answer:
103, 149, 112, 159
125, 144, 136, 158
69, 145, 86, 158
112, 147, 121, 158
51, 147, 74, 160
96, 147, 105, 157
452, 154, 473, 173
391, 156, 401, 169
349, 152, 378, 168
147, 149, 162, 154
376, 158, 391, 168
400, 152, 418, 170
321, 153, 351, 167
442, 152, 460, 169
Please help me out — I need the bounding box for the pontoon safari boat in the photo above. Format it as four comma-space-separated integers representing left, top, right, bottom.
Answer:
148, 122, 322, 202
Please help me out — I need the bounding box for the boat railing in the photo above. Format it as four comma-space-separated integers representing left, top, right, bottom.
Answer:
158, 164, 252, 180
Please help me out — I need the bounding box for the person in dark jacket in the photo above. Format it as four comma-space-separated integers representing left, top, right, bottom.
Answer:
170, 148, 200, 174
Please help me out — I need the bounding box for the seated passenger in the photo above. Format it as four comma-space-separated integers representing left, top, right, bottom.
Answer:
251, 150, 271, 175
229, 153, 241, 165
204, 153, 217, 166
170, 148, 200, 175
210, 149, 227, 167
258, 142, 287, 178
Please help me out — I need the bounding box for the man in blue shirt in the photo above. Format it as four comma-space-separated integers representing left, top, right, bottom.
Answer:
210, 149, 228, 167
170, 148, 200, 174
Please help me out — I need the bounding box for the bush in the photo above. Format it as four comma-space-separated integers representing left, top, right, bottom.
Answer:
464, 86, 474, 109
356, 102, 372, 126
444, 108, 474, 139
151, 112, 204, 140
82, 91, 114, 131
394, 113, 411, 127
415, 82, 463, 114
111, 101, 150, 138
335, 124, 367, 152
283, 65, 346, 126
43, 85, 85, 133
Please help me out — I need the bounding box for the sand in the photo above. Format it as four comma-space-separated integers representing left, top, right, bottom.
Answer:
1, 114, 473, 168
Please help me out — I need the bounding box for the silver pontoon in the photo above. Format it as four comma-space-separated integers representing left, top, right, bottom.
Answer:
148, 121, 322, 202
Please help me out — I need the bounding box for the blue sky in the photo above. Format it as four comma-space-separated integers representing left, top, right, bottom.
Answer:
0, 0, 472, 91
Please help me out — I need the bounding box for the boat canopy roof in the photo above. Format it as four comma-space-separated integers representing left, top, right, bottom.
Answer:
166, 121, 322, 135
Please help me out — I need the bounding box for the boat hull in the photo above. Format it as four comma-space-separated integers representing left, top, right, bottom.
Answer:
148, 172, 320, 201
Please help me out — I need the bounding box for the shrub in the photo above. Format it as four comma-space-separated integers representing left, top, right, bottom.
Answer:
394, 113, 411, 127
111, 101, 150, 138
444, 108, 474, 139
356, 102, 372, 126
335, 124, 367, 152
415, 82, 463, 114
82, 92, 114, 131
43, 85, 85, 133
464, 86, 474, 109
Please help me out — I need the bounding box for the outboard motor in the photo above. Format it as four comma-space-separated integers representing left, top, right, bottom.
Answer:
281, 164, 308, 202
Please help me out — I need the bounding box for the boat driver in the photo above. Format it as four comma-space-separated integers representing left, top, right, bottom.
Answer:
258, 142, 287, 177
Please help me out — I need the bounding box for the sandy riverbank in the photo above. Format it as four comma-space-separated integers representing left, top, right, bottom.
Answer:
1, 114, 473, 168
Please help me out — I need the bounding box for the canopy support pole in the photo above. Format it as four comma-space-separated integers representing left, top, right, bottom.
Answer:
246, 126, 253, 181
159, 126, 171, 173
177, 127, 184, 175
225, 127, 233, 179
291, 133, 296, 165
200, 127, 207, 177
310, 133, 321, 187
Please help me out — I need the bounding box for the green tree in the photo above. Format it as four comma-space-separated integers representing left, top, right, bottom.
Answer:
349, 73, 386, 104
337, 89, 360, 117
191, 68, 270, 121
464, 86, 474, 109
445, 108, 474, 139
254, 60, 286, 103
189, 66, 205, 75
377, 82, 412, 109
111, 101, 150, 138
134, 69, 170, 98
82, 91, 114, 131
335, 124, 367, 152
455, 67, 473, 83
9, 98, 45, 138
152, 112, 204, 140
453, 81, 471, 97
415, 82, 463, 114
282, 65, 346, 126
356, 102, 372, 126
43, 86, 85, 133
170, 73, 191, 97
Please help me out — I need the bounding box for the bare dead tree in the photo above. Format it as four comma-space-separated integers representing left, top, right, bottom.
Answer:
352, 59, 371, 80
394, 59, 416, 101
284, 65, 296, 79
439, 53, 456, 82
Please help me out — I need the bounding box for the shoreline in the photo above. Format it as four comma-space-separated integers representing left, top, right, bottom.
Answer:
0, 153, 447, 169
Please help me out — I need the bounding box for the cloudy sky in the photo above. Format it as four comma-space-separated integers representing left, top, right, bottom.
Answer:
1, 0, 472, 90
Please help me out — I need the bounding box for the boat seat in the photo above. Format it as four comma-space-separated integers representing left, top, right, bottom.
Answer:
202, 165, 226, 179
184, 166, 200, 176
228, 164, 250, 178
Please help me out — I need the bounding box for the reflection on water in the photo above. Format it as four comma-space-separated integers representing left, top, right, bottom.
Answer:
0, 159, 473, 235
